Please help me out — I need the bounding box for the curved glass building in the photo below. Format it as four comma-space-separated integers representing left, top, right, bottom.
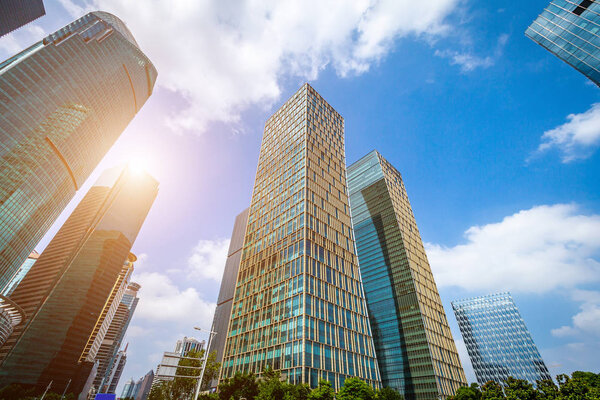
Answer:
0, 295, 25, 347
0, 11, 157, 289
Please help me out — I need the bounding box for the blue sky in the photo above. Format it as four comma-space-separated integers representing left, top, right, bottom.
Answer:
1, 0, 599, 392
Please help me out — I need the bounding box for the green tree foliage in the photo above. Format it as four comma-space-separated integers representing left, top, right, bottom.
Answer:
481, 381, 504, 400
503, 377, 536, 400
450, 383, 483, 400
536, 379, 559, 400
375, 387, 404, 400
337, 378, 376, 400
218, 371, 259, 400
447, 371, 600, 400
307, 380, 335, 400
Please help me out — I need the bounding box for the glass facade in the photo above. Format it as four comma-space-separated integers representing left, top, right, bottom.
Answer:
209, 207, 249, 388
348, 151, 467, 399
221, 84, 381, 390
0, 0, 45, 37
526, 0, 600, 86
1, 251, 39, 297
0, 167, 158, 396
0, 11, 157, 289
452, 293, 552, 386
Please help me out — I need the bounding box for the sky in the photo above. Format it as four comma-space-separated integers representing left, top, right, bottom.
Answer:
1, 0, 600, 393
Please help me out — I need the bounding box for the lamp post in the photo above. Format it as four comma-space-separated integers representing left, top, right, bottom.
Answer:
192, 325, 217, 400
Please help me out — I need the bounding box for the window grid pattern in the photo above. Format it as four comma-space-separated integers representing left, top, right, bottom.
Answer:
348, 151, 467, 400
0, 11, 156, 290
221, 84, 381, 390
452, 293, 552, 386
526, 0, 600, 86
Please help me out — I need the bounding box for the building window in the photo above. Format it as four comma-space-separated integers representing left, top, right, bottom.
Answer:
574, 0, 594, 16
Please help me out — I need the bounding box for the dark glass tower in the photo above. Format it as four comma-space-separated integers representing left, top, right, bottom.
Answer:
526, 0, 600, 86
0, 166, 158, 396
0, 0, 45, 37
348, 151, 466, 399
452, 293, 552, 386
0, 11, 157, 287
208, 207, 249, 385
221, 84, 381, 390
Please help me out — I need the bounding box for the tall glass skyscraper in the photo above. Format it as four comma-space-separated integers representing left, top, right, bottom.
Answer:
0, 166, 158, 396
348, 151, 466, 399
221, 84, 381, 390
452, 293, 552, 386
526, 0, 600, 86
0, 11, 157, 287
209, 208, 249, 385
0, 0, 45, 37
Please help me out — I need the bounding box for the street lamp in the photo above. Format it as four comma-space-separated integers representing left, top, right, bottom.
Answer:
192, 324, 217, 400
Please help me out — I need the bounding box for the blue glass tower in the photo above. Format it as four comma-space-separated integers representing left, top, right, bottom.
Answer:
452, 293, 552, 386
348, 151, 466, 399
0, 11, 157, 288
526, 0, 600, 86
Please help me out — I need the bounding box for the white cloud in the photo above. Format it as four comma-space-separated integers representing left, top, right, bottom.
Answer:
0, 25, 46, 55
434, 33, 508, 72
134, 271, 216, 323
426, 204, 600, 294
65, 0, 462, 133
536, 103, 600, 162
187, 238, 230, 282
552, 290, 600, 337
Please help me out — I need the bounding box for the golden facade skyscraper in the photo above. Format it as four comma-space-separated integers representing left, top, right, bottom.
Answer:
348, 151, 467, 399
221, 84, 381, 389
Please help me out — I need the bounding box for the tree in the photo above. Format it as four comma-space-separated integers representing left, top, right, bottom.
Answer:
503, 377, 535, 400
0, 384, 34, 400
147, 348, 220, 400
535, 379, 559, 400
480, 381, 504, 400
285, 383, 311, 400
307, 380, 334, 400
218, 371, 259, 400
376, 387, 404, 400
337, 378, 376, 400
257, 366, 290, 400
449, 383, 482, 400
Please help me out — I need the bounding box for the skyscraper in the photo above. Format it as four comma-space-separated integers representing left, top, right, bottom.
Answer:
0, 0, 45, 37
0, 166, 158, 396
0, 11, 157, 287
95, 282, 141, 393
347, 151, 467, 399
134, 370, 154, 400
452, 292, 552, 386
220, 84, 381, 390
526, 0, 600, 86
1, 251, 39, 297
175, 336, 205, 355
208, 208, 249, 380
106, 347, 128, 395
